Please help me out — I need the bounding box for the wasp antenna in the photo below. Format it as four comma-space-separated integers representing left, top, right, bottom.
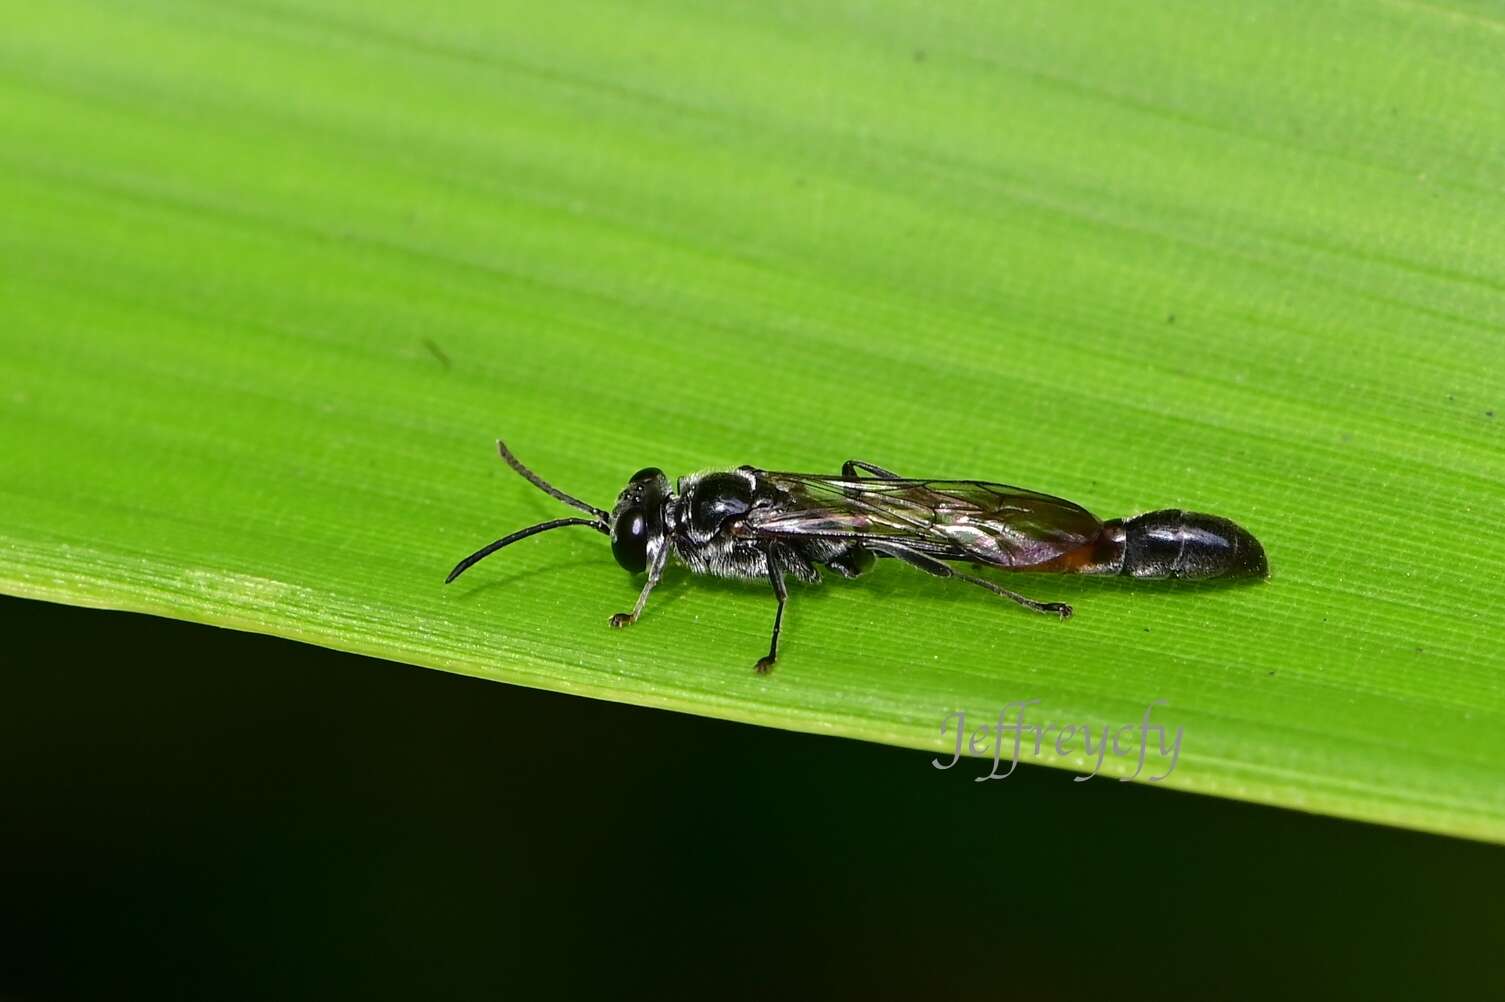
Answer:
496, 439, 611, 521
445, 517, 609, 584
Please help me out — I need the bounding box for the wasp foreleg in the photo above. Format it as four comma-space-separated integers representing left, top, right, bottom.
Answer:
610, 542, 670, 629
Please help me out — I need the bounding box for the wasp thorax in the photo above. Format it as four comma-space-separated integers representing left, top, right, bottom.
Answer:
685, 472, 754, 538
610, 467, 670, 574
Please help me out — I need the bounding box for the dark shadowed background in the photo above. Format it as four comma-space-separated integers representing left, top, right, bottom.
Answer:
2, 593, 1500, 999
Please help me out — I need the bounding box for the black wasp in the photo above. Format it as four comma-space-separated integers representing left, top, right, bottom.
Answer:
446, 441, 1269, 673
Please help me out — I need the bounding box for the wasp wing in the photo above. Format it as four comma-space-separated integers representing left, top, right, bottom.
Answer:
744, 472, 1103, 569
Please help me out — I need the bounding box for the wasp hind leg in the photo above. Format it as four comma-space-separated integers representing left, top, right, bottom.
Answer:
842, 460, 902, 479
869, 543, 1072, 619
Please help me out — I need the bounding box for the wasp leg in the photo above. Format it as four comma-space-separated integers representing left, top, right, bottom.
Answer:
756, 555, 790, 675
824, 545, 875, 579
868, 543, 1072, 619
610, 543, 669, 629
842, 460, 902, 479
756, 543, 816, 672
755, 569, 787, 674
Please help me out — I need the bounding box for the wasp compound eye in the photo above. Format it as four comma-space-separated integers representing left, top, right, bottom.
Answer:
611, 506, 649, 573
609, 468, 669, 574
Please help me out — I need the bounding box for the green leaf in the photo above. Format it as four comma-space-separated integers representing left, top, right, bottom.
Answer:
4, 0, 1503, 841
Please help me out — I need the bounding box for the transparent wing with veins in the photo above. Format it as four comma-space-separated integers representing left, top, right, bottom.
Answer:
744, 472, 1104, 569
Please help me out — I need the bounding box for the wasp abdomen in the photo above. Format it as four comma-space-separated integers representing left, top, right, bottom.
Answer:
1108, 509, 1268, 580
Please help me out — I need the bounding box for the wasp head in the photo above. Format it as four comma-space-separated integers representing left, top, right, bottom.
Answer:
609, 467, 672, 574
